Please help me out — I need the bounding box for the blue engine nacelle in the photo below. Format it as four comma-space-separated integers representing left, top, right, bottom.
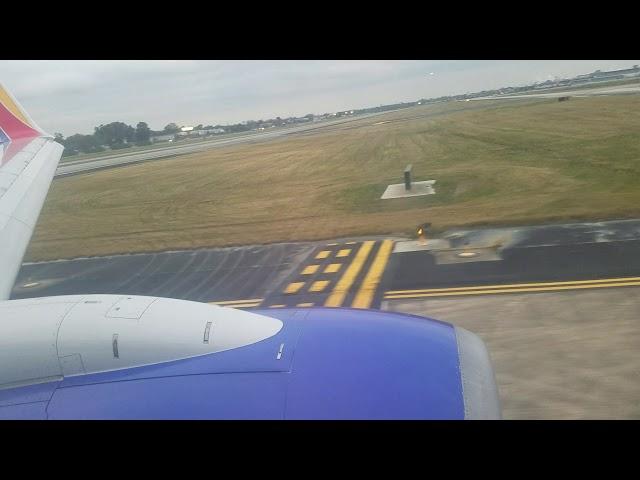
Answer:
0, 297, 500, 419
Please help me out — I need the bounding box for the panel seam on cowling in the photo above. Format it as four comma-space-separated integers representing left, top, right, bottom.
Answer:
282, 309, 308, 419
57, 370, 289, 390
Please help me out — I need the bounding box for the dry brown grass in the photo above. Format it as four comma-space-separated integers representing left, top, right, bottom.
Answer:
27, 95, 640, 261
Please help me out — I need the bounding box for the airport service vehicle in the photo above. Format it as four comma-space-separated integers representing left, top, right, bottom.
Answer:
0, 83, 500, 419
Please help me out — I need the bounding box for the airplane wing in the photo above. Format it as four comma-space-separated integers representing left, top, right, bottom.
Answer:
0, 84, 501, 420
0, 84, 63, 300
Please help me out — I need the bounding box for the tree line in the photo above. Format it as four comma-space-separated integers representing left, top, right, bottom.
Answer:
53, 117, 296, 157
55, 121, 156, 157
54, 103, 421, 158
55, 120, 252, 157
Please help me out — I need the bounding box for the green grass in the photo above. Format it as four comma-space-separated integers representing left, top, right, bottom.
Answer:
27, 95, 640, 261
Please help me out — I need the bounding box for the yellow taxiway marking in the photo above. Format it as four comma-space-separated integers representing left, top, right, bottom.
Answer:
337, 249, 351, 258
352, 240, 394, 309
209, 298, 263, 305
297, 303, 314, 307
284, 282, 305, 294
315, 250, 330, 259
210, 302, 262, 308
269, 304, 286, 308
384, 278, 640, 299
325, 241, 375, 307
310, 280, 330, 292
302, 265, 320, 275
324, 263, 342, 274
386, 276, 640, 295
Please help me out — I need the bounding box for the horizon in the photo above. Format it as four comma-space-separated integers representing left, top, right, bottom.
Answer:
2, 60, 639, 136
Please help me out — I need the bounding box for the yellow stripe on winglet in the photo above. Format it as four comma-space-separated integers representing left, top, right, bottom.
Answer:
0, 85, 33, 128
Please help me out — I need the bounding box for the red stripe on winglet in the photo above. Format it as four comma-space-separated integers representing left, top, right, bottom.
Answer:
0, 102, 40, 140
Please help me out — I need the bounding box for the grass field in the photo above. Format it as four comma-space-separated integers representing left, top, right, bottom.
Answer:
26, 95, 640, 261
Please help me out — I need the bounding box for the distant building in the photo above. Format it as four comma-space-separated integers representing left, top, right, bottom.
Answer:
592, 65, 640, 78
171, 127, 226, 138
575, 65, 640, 84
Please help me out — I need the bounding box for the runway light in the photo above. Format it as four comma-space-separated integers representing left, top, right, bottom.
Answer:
457, 252, 477, 258
417, 223, 430, 245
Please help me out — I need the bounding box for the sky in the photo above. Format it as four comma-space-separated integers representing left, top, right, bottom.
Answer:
1, 60, 639, 136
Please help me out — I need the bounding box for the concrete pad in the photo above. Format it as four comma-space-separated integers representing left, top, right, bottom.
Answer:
380, 180, 436, 199
393, 239, 450, 253
432, 247, 502, 264
383, 286, 640, 419
393, 240, 501, 264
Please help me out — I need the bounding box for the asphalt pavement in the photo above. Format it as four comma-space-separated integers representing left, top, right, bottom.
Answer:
13, 219, 640, 418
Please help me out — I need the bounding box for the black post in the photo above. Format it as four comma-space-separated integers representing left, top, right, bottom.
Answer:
404, 164, 412, 191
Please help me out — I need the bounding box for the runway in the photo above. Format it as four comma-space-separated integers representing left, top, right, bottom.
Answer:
55, 111, 393, 177
12, 219, 640, 418
469, 83, 640, 101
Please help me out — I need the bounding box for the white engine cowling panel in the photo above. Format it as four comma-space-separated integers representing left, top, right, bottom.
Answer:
0, 295, 283, 389
106, 296, 156, 319
56, 295, 283, 377
0, 297, 79, 389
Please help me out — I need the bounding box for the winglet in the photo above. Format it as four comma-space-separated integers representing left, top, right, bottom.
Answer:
0, 83, 47, 141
